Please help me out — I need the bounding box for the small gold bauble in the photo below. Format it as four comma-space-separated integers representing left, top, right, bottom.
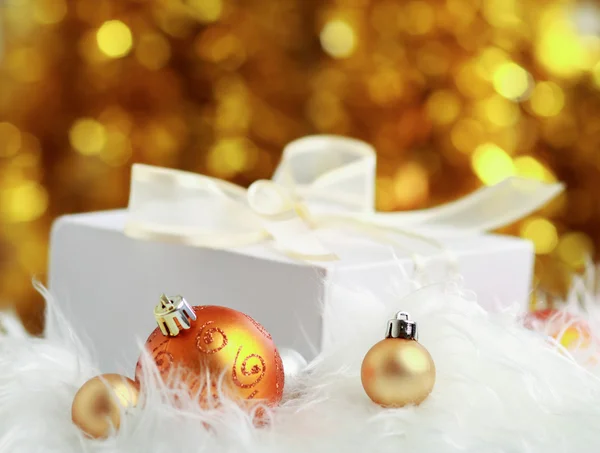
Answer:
71, 373, 139, 439
361, 312, 435, 407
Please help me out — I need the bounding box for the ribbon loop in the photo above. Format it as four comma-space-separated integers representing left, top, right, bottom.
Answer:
273, 135, 376, 213
125, 164, 267, 248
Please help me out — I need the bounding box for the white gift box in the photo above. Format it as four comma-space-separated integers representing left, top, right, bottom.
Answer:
50, 211, 534, 373
47, 136, 562, 373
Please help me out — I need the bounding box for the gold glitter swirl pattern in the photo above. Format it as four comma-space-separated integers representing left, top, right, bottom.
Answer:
155, 350, 174, 373
196, 320, 228, 354
198, 381, 222, 407
232, 346, 266, 396
151, 338, 169, 354
136, 337, 170, 378
243, 313, 272, 340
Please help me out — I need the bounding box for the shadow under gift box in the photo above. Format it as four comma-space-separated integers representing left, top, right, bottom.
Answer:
48, 209, 534, 373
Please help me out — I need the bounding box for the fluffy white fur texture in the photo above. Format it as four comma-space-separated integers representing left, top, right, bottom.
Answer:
2, 268, 600, 453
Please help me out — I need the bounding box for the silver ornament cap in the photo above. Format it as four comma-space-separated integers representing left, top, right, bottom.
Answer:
385, 311, 417, 340
154, 294, 197, 337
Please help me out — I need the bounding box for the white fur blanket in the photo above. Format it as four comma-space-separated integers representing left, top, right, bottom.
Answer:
1, 276, 600, 453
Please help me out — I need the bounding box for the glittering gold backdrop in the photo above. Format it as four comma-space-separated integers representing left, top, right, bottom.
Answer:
1, 0, 599, 331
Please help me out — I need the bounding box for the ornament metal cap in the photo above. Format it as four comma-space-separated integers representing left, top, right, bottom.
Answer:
385, 311, 417, 340
154, 294, 197, 337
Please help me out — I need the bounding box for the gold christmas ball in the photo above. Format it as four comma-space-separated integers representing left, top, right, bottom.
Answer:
136, 302, 284, 409
71, 373, 139, 439
361, 338, 436, 407
361, 312, 435, 407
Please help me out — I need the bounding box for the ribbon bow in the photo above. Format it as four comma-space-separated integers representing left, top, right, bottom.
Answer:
125, 135, 563, 261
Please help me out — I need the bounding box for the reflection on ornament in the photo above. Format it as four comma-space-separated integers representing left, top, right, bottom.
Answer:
279, 348, 308, 379
361, 312, 435, 408
136, 295, 284, 409
71, 373, 139, 439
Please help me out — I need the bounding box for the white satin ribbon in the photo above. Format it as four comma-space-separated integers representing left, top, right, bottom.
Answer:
125, 135, 564, 261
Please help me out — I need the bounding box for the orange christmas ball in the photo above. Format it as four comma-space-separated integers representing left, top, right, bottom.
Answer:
136, 303, 284, 408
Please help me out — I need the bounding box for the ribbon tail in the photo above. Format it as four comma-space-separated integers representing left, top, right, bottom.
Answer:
418, 177, 564, 233
329, 177, 564, 237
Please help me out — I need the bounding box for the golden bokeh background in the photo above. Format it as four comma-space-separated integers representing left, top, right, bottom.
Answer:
1, 0, 599, 332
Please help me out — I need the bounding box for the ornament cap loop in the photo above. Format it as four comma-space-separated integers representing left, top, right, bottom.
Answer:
154, 294, 197, 337
385, 311, 417, 340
